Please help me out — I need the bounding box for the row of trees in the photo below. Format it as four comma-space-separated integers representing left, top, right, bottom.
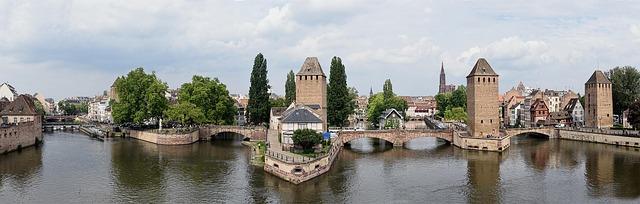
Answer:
435, 86, 467, 122
57, 100, 89, 115
607, 66, 640, 129
367, 79, 408, 128
111, 68, 237, 126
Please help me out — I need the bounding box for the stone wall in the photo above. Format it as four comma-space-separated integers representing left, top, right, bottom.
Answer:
264, 140, 342, 184
0, 121, 43, 154
198, 126, 267, 141
339, 129, 453, 146
558, 130, 640, 148
453, 133, 510, 152
129, 129, 199, 145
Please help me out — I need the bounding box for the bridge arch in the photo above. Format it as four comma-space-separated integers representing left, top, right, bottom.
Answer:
339, 129, 453, 147
199, 126, 267, 141
505, 128, 555, 139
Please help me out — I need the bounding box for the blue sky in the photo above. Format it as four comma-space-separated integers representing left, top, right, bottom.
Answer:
1, 0, 640, 100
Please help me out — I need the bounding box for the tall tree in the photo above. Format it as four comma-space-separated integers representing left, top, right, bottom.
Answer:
450, 86, 467, 109
176, 75, 237, 125
112, 68, 168, 125
327, 56, 353, 127
629, 100, 640, 129
607, 66, 640, 115
247, 53, 271, 125
383, 79, 394, 101
285, 70, 296, 105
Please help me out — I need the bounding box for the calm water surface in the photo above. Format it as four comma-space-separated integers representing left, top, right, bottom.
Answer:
1, 132, 640, 203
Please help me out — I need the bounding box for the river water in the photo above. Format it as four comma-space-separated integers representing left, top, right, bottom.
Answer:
1, 132, 640, 203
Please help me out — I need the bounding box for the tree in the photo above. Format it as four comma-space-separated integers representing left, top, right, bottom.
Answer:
628, 100, 640, 129
292, 129, 322, 150
383, 79, 394, 101
607, 66, 640, 115
444, 107, 468, 123
450, 86, 466, 109
435, 86, 467, 119
176, 75, 237, 125
111, 68, 168, 125
327, 56, 353, 127
164, 102, 206, 125
285, 70, 296, 105
57, 101, 88, 115
270, 97, 287, 108
247, 53, 271, 126
435, 93, 451, 118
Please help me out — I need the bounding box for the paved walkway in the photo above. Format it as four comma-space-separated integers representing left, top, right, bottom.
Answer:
266, 129, 317, 163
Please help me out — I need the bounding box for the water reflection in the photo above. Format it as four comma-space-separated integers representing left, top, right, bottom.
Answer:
0, 145, 42, 197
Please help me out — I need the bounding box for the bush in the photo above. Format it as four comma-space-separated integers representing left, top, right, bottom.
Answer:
292, 129, 322, 150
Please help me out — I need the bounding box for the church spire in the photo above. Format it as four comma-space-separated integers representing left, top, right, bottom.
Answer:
439, 61, 446, 94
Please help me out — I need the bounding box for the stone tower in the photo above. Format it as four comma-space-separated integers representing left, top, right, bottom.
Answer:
439, 62, 446, 94
295, 57, 327, 130
584, 70, 613, 128
466, 58, 500, 138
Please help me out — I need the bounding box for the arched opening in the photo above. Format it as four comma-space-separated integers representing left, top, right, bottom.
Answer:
344, 137, 394, 153
511, 132, 550, 145
404, 137, 450, 151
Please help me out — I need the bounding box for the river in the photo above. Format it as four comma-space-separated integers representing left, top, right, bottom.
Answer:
1, 132, 639, 203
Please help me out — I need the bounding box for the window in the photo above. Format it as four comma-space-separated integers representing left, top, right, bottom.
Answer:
298, 123, 307, 129
481, 120, 484, 124
483, 78, 486, 83
493, 78, 496, 83
477, 78, 480, 82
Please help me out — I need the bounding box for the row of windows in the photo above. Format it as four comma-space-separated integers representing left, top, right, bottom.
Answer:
480, 119, 493, 124
586, 83, 611, 88
298, 75, 323, 80
474, 77, 497, 83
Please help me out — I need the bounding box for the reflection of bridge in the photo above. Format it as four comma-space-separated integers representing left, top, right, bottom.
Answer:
339, 129, 454, 146
199, 125, 267, 141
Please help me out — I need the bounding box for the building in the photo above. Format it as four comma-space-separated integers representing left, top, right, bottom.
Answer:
401, 96, 437, 118
466, 58, 500, 138
33, 93, 54, 115
295, 57, 328, 130
530, 98, 549, 127
0, 83, 18, 101
622, 109, 632, 129
439, 62, 457, 94
279, 105, 324, 145
0, 94, 43, 154
550, 111, 572, 126
584, 70, 613, 128
379, 108, 404, 129
563, 98, 584, 127
350, 95, 369, 129
87, 95, 112, 123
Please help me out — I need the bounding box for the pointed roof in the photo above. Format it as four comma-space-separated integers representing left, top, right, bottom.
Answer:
440, 61, 445, 73
296, 57, 326, 76
585, 70, 611, 84
281, 106, 322, 123
0, 95, 38, 116
467, 58, 498, 78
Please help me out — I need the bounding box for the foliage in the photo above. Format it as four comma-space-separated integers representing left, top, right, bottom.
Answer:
366, 79, 408, 128
58, 101, 88, 115
111, 68, 169, 124
444, 107, 468, 123
384, 118, 401, 129
270, 97, 288, 108
629, 100, 640, 129
435, 86, 467, 119
247, 53, 271, 125
292, 129, 322, 150
285, 70, 296, 105
32, 99, 46, 116
176, 75, 237, 125
164, 102, 206, 125
606, 66, 640, 115
327, 56, 354, 127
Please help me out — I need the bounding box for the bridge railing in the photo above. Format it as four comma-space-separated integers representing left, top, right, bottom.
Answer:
266, 137, 343, 164
559, 127, 640, 137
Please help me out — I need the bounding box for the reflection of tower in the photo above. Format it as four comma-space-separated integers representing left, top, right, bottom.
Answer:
585, 149, 615, 196
584, 70, 612, 128
465, 152, 502, 204
296, 57, 328, 130
466, 58, 500, 138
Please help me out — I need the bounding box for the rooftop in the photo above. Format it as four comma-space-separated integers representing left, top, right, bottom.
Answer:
467, 58, 498, 78
585, 70, 612, 84
296, 57, 326, 77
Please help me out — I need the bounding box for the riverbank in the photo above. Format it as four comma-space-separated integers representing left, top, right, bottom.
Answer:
242, 141, 267, 166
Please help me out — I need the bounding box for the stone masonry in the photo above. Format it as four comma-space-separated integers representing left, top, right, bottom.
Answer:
466, 58, 500, 138
584, 70, 613, 128
339, 129, 453, 146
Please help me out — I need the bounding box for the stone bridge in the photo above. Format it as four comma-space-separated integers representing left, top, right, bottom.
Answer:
339, 129, 454, 146
504, 128, 557, 138
199, 125, 267, 141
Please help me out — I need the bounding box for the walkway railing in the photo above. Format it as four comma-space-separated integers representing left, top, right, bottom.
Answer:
266, 137, 343, 165
559, 127, 640, 137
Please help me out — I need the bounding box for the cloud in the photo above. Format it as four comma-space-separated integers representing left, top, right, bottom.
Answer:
631, 24, 640, 42
350, 37, 440, 64
457, 37, 553, 69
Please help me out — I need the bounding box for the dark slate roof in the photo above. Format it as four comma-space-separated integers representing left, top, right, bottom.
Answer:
550, 111, 572, 120
467, 58, 498, 78
563, 98, 581, 112
585, 70, 611, 84
306, 104, 321, 110
296, 57, 326, 76
0, 95, 38, 116
282, 107, 322, 123
380, 108, 403, 119
271, 107, 287, 117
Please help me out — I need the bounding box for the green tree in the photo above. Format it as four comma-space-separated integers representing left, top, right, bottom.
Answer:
450, 86, 466, 109
435, 86, 467, 119
111, 68, 168, 125
327, 56, 353, 127
367, 93, 386, 127
58, 101, 87, 115
292, 129, 322, 150
247, 53, 271, 125
270, 97, 287, 108
164, 102, 206, 125
607, 66, 640, 115
177, 75, 237, 125
435, 93, 451, 118
383, 79, 394, 101
444, 107, 468, 123
285, 70, 296, 105
629, 100, 640, 129
32, 99, 46, 116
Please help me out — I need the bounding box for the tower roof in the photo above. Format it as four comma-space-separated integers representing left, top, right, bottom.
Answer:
585, 70, 611, 84
296, 57, 326, 76
466, 58, 498, 78
440, 61, 445, 74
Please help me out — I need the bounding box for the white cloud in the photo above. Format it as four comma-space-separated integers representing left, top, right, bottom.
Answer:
456, 37, 553, 69
255, 4, 296, 35
350, 37, 440, 64
631, 24, 640, 42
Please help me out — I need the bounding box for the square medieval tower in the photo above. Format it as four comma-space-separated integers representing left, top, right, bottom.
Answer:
584, 70, 613, 128
295, 57, 328, 130
466, 58, 500, 138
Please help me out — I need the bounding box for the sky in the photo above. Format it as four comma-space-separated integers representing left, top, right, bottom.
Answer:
1, 0, 640, 100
